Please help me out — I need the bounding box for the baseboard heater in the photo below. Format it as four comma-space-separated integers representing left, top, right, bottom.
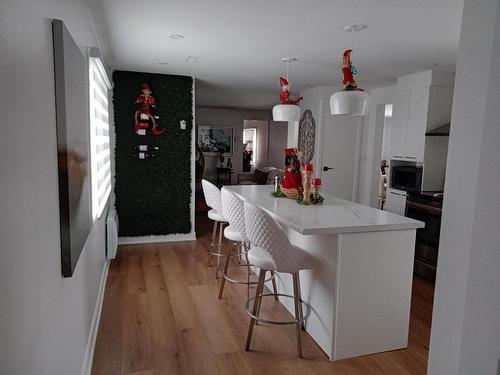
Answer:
106, 209, 119, 259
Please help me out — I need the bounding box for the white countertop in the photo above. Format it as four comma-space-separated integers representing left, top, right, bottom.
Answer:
226, 185, 424, 235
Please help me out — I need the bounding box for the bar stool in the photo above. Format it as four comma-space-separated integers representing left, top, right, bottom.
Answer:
218, 188, 278, 300
201, 179, 227, 278
243, 201, 312, 358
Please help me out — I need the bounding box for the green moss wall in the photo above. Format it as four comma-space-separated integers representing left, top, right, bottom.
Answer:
113, 70, 193, 237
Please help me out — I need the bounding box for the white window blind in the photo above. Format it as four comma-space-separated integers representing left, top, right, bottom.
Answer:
89, 53, 112, 219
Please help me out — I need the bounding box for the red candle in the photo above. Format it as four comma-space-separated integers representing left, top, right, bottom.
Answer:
312, 178, 322, 186
303, 163, 314, 171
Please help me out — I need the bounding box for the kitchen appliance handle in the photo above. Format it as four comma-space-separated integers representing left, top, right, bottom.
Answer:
406, 201, 442, 214
389, 190, 407, 197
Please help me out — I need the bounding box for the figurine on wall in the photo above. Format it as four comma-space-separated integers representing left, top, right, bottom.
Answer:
134, 83, 165, 135
279, 77, 303, 105
342, 49, 362, 91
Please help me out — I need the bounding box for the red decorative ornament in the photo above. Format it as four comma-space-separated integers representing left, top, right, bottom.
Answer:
134, 83, 165, 135
303, 163, 314, 171
279, 77, 303, 105
312, 178, 322, 186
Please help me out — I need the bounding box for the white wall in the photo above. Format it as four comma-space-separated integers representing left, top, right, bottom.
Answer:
299, 86, 332, 171
0, 1, 109, 374
268, 121, 288, 168
427, 0, 500, 374
196, 106, 271, 183
298, 86, 364, 202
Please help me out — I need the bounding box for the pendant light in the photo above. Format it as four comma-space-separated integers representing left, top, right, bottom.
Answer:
330, 25, 369, 116
273, 57, 302, 122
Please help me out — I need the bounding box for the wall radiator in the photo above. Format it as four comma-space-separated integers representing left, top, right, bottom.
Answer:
106, 209, 119, 259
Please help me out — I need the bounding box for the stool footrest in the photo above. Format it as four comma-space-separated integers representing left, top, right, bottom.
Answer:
222, 270, 275, 285
245, 293, 311, 326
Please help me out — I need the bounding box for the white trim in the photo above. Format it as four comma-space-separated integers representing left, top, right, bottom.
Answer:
191, 79, 196, 241
118, 232, 197, 245
80, 260, 110, 375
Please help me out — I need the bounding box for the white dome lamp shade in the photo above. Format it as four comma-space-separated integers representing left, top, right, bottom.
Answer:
272, 104, 301, 122
272, 57, 302, 122
330, 90, 369, 116
330, 25, 370, 116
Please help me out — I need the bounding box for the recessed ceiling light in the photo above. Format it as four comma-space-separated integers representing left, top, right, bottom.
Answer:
158, 62, 170, 65
342, 25, 368, 33
185, 56, 198, 64
282, 57, 299, 63
169, 34, 184, 40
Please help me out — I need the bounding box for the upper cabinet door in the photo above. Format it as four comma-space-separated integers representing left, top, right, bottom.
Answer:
405, 86, 429, 162
390, 87, 410, 159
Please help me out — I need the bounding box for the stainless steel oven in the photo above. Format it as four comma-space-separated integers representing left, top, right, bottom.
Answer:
405, 192, 443, 282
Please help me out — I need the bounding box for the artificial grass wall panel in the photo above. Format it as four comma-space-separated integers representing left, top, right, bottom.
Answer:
113, 70, 193, 237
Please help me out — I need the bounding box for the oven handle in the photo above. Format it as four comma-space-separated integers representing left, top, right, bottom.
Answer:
406, 201, 442, 215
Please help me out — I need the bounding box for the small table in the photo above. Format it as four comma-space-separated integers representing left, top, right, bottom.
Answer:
216, 167, 233, 187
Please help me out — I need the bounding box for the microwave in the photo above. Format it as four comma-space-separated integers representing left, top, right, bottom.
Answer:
390, 165, 423, 191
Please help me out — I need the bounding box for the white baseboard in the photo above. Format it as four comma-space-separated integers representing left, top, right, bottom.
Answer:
118, 232, 196, 245
81, 260, 110, 375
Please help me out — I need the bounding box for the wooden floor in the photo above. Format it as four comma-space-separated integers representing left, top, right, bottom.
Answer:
92, 215, 434, 375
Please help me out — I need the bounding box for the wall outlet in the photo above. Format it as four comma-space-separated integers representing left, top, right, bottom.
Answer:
180, 120, 186, 130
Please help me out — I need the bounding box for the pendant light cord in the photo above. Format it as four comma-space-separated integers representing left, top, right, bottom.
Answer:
284, 58, 289, 81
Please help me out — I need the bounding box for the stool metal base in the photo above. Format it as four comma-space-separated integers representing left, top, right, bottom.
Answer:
244, 293, 311, 326
245, 270, 308, 358
207, 220, 226, 278
218, 241, 277, 300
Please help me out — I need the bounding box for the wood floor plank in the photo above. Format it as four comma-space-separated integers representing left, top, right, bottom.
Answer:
145, 288, 184, 375
189, 284, 242, 355
121, 293, 153, 374
92, 215, 434, 375
91, 252, 127, 375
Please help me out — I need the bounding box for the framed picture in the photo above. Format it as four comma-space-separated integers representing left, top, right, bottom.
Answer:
198, 125, 233, 156
53, 19, 92, 277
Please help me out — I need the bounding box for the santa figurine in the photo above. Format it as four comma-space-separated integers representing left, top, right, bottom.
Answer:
342, 49, 361, 91
279, 77, 303, 105
134, 83, 165, 135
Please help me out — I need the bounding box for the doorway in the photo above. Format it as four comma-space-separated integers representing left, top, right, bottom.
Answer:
319, 98, 363, 201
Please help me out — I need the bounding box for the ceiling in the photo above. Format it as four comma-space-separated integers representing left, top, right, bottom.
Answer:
87, 0, 463, 109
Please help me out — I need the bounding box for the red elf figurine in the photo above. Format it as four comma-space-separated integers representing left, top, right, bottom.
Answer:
279, 77, 303, 105
342, 49, 362, 91
134, 83, 165, 135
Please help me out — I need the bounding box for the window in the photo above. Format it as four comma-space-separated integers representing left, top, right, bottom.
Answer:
89, 52, 112, 219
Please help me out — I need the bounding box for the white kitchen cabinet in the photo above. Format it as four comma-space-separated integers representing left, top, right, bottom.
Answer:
385, 188, 408, 216
405, 86, 429, 161
389, 70, 454, 163
390, 87, 410, 159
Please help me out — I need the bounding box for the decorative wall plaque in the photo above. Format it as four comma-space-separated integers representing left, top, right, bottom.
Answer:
298, 109, 316, 163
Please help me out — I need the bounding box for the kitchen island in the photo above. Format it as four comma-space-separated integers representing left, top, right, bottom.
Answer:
226, 184, 424, 361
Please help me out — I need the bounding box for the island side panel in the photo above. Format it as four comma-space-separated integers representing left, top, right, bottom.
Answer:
333, 229, 416, 360
268, 229, 338, 358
